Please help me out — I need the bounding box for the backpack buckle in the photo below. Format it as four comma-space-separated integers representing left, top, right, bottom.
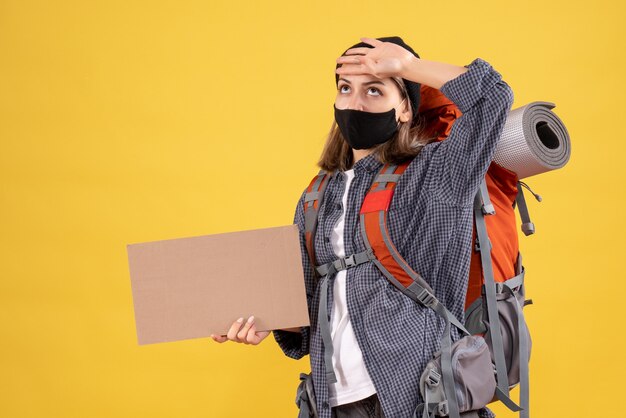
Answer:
344, 254, 356, 268
417, 288, 437, 308
333, 254, 355, 271
482, 282, 505, 294
425, 369, 441, 387
437, 401, 449, 416
495, 282, 505, 294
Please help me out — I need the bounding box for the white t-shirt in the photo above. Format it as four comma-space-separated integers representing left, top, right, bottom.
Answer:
328, 168, 377, 407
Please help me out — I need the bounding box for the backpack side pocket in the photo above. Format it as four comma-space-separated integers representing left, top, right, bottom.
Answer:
419, 335, 497, 414
466, 278, 532, 390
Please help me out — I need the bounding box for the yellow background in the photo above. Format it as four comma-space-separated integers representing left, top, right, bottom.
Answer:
1, 0, 624, 416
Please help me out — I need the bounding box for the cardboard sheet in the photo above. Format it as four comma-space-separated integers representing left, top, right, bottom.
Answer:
127, 224, 309, 345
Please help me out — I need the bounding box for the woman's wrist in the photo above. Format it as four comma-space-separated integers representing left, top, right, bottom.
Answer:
400, 54, 421, 82
402, 57, 468, 90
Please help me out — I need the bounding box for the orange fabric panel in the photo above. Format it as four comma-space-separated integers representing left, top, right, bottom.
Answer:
418, 84, 463, 141
418, 85, 520, 309
360, 189, 395, 214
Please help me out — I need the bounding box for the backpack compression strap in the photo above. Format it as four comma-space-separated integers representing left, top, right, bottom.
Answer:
475, 182, 528, 416
359, 162, 470, 418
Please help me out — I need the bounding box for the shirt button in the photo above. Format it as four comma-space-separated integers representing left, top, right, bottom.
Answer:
336, 203, 342, 210
322, 401, 329, 409
325, 237, 330, 243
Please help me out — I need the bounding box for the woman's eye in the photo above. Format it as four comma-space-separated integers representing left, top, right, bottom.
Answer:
339, 85, 350, 93
367, 87, 381, 96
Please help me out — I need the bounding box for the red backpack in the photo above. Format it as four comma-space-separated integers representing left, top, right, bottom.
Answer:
296, 85, 536, 418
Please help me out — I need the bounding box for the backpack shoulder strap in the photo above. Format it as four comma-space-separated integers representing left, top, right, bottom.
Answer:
359, 161, 470, 418
303, 170, 332, 276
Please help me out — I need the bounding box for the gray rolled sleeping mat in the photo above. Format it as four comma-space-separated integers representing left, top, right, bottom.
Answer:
494, 101, 571, 179
495, 100, 571, 235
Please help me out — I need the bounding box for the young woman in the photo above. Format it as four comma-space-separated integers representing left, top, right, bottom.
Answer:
212, 36, 514, 418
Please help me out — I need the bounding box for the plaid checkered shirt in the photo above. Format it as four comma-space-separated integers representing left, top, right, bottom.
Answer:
273, 57, 514, 418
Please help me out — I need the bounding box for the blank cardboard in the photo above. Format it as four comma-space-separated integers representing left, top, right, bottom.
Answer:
127, 224, 309, 345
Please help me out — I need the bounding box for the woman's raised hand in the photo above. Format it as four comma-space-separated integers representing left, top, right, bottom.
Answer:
210, 316, 270, 345
335, 37, 417, 80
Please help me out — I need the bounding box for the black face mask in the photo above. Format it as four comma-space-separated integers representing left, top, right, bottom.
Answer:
333, 101, 404, 150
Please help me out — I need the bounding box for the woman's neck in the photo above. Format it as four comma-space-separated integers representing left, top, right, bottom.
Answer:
352, 148, 374, 164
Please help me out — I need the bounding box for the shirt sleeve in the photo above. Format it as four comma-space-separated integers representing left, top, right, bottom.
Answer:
272, 188, 314, 360
429, 57, 514, 205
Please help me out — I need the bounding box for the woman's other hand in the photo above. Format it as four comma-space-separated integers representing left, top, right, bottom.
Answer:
210, 316, 270, 345
335, 37, 417, 80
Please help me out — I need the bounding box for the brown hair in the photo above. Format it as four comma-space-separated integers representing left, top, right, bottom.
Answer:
317, 77, 436, 173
